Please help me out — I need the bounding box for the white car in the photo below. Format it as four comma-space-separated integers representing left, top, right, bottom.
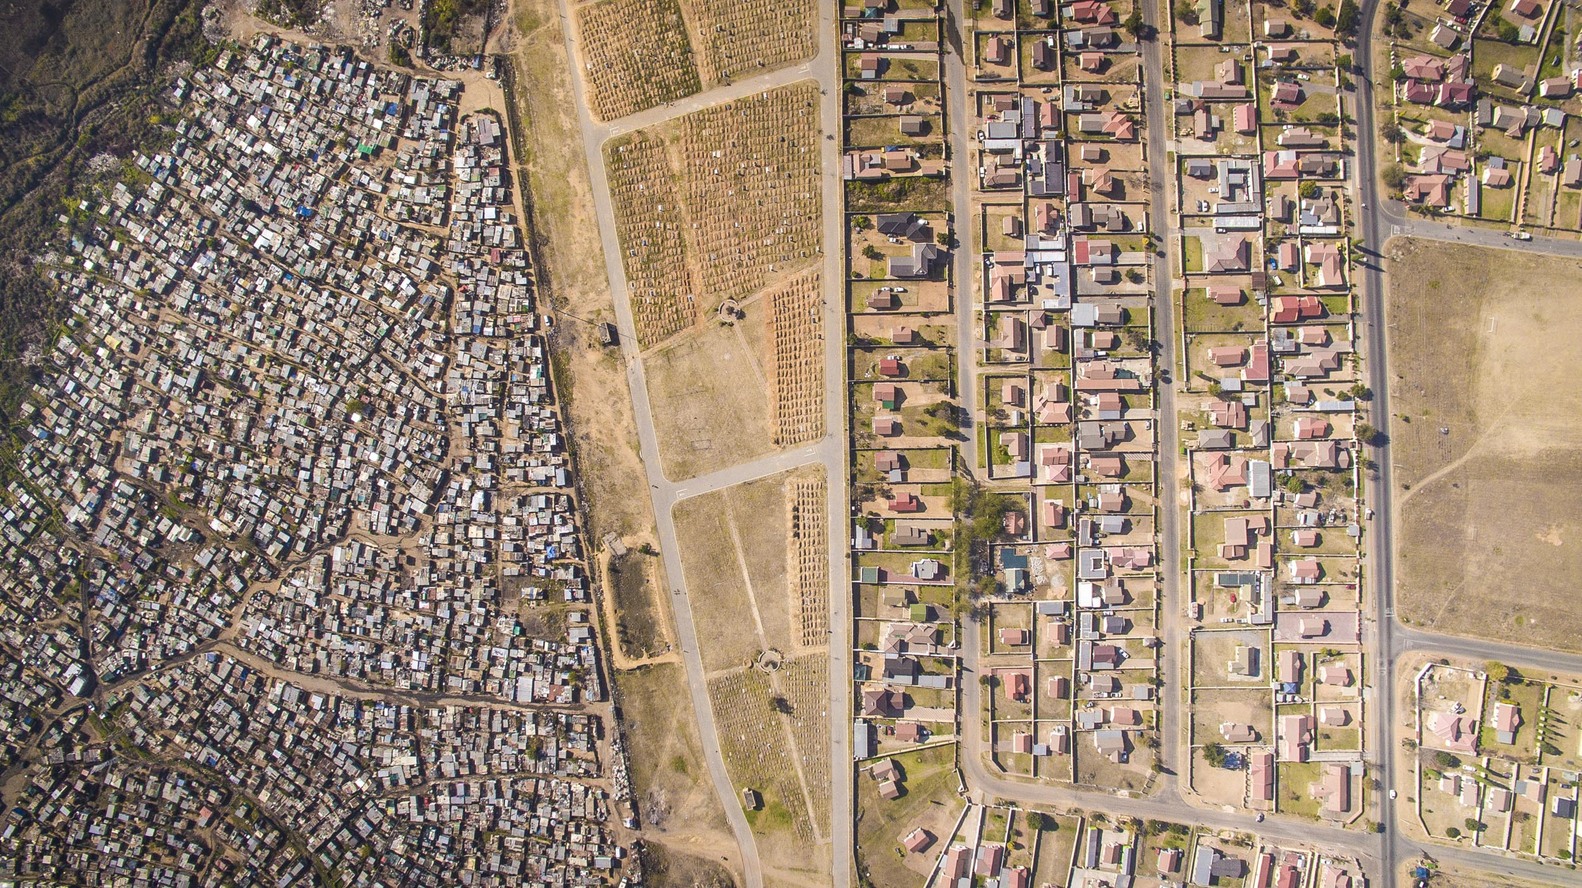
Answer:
1390, 789, 1399, 800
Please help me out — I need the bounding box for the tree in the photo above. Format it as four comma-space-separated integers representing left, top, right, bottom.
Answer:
936, 230, 953, 247
1315, 5, 1336, 27
1123, 9, 1154, 39
1336, 0, 1359, 34
1498, 20, 1521, 43
388, 43, 412, 67
1434, 751, 1461, 770
852, 215, 873, 231
1174, 0, 1199, 24
1337, 52, 1354, 71
1485, 660, 1510, 682
1294, 0, 1316, 17
862, 245, 883, 261
1356, 422, 1378, 445
1299, 180, 1321, 199
1445, 826, 1461, 839
1024, 811, 1047, 830
1203, 742, 1229, 767
771, 694, 793, 714
1464, 818, 1483, 833
1381, 163, 1407, 191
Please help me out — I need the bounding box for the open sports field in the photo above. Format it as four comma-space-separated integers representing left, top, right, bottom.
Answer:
575, 0, 702, 121
605, 82, 824, 346
1386, 238, 1582, 650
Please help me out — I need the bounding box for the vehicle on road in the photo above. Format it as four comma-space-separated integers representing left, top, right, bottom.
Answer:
1510, 230, 1532, 241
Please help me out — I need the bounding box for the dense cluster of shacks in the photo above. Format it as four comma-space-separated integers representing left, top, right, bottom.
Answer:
0, 35, 636, 885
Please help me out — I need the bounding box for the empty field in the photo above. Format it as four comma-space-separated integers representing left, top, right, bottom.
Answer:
575, 0, 702, 121
688, 0, 818, 84
614, 663, 734, 859
645, 318, 774, 480
766, 269, 826, 446
1387, 238, 1582, 651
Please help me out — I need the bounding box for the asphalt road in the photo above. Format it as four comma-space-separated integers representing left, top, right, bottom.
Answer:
811, 1, 855, 883
1356, 2, 1582, 883
1137, 0, 1185, 784
927, 2, 1582, 885
535, 0, 1582, 881
943, 4, 983, 478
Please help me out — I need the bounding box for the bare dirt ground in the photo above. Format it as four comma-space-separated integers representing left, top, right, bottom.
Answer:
672, 467, 831, 886
617, 663, 743, 882
1386, 238, 1582, 651
645, 317, 776, 482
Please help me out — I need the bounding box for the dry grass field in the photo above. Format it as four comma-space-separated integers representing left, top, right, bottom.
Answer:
644, 318, 774, 481
788, 472, 830, 649
1387, 238, 1582, 651
687, 0, 818, 84
765, 269, 826, 446
575, 0, 702, 120
614, 663, 739, 871
678, 468, 831, 885
675, 469, 819, 669
606, 83, 823, 346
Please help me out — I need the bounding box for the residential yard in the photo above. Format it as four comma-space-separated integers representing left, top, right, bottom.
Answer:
1387, 238, 1582, 651
854, 744, 963, 888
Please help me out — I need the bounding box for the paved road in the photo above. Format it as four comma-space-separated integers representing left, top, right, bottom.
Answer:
1355, 3, 1582, 884
1136, 0, 1185, 786
810, 1, 855, 883
956, 619, 1389, 865
1349, 7, 1404, 882
942, 4, 982, 478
